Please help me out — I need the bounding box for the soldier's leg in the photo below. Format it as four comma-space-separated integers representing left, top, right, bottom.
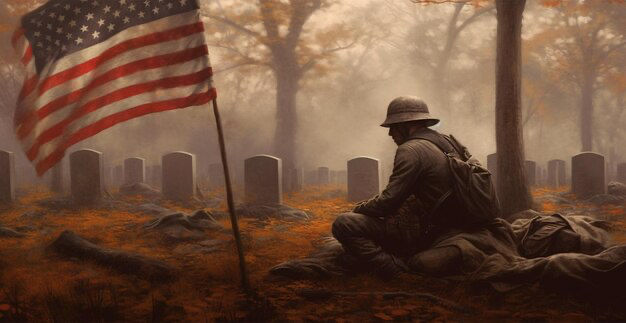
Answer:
332, 212, 407, 278
407, 246, 462, 275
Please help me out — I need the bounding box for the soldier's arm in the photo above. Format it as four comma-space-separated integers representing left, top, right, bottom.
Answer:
353, 145, 421, 217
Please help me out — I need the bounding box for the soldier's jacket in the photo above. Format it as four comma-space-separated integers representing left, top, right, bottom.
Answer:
353, 127, 458, 228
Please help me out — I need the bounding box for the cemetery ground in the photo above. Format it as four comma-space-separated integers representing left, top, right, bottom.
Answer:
0, 185, 624, 322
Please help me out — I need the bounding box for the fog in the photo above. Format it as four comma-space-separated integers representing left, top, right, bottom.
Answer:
0, 0, 624, 187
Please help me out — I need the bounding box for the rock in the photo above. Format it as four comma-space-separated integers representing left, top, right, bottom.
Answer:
587, 194, 625, 206
607, 182, 626, 196
505, 209, 542, 223
236, 204, 311, 221
51, 230, 175, 282
534, 194, 572, 206
144, 210, 224, 241
119, 182, 160, 197
0, 227, 25, 238
172, 240, 229, 255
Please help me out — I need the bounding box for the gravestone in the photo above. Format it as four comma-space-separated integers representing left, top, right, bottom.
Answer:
162, 152, 196, 200
348, 157, 380, 202
208, 163, 224, 188
150, 165, 162, 188
318, 167, 330, 185
525, 160, 537, 186
0, 151, 15, 204
304, 170, 317, 186
547, 159, 566, 188
487, 153, 498, 186
124, 157, 146, 184
618, 163, 626, 183
572, 152, 605, 198
70, 149, 104, 204
330, 170, 338, 184
244, 155, 281, 205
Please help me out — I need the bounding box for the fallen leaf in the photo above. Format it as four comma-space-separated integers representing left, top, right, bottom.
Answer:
373, 312, 393, 321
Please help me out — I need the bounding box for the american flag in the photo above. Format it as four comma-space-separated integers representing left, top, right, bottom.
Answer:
11, 0, 215, 176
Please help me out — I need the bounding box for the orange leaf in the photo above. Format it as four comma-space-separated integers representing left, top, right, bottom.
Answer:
373, 312, 393, 321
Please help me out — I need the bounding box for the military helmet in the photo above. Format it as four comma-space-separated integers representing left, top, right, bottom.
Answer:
380, 96, 440, 127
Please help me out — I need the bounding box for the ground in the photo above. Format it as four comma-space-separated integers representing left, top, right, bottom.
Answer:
0, 185, 624, 322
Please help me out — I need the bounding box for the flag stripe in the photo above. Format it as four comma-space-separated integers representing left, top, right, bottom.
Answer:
26, 67, 213, 160
18, 44, 209, 139
18, 74, 40, 102
21, 45, 33, 65
38, 22, 204, 96
35, 87, 216, 175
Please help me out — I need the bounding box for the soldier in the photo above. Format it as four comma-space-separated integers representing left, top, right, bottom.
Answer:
332, 96, 468, 279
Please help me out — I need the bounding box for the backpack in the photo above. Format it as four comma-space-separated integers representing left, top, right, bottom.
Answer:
413, 131, 501, 228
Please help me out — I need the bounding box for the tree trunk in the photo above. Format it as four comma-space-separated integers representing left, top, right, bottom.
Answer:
495, 0, 532, 216
580, 65, 595, 151
273, 64, 300, 173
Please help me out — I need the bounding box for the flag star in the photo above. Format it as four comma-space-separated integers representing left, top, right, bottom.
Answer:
64, 4, 71, 10
54, 40, 60, 45
108, 24, 115, 31
75, 37, 83, 44
74, 8, 81, 14
40, 9, 46, 15
36, 21, 42, 27
69, 20, 77, 27
46, 45, 52, 51
167, 3, 173, 9
62, 45, 67, 51
56, 27, 63, 34
49, 12, 56, 18
66, 33, 72, 39
92, 0, 99, 6
47, 24, 52, 30
92, 31, 100, 39
103, 5, 111, 13
54, 3, 60, 7
80, 0, 88, 2
153, 7, 159, 14
58, 15, 65, 22
144, 0, 151, 7
123, 16, 130, 23
86, 13, 94, 20
34, 31, 41, 37
37, 41, 43, 47
97, 19, 105, 26
138, 11, 145, 18
81, 25, 89, 32
159, 0, 164, 2
180, 0, 187, 5
46, 35, 51, 41
119, 0, 127, 4
129, 4, 136, 11
113, 10, 121, 18
30, 18, 37, 23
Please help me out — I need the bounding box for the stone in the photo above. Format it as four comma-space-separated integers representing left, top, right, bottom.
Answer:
0, 226, 25, 238
487, 153, 498, 186
113, 165, 124, 187
236, 204, 311, 221
617, 163, 626, 184
547, 159, 566, 188
571, 152, 605, 198
70, 149, 104, 204
525, 160, 537, 186
162, 152, 196, 200
318, 167, 330, 185
244, 155, 282, 205
607, 181, 626, 196
119, 182, 160, 196
124, 157, 146, 184
330, 171, 338, 184
208, 163, 225, 188
144, 210, 224, 241
347, 157, 380, 202
304, 170, 317, 186
0, 151, 15, 204
285, 168, 303, 193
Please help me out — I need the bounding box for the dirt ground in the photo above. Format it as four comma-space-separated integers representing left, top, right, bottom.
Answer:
0, 185, 624, 322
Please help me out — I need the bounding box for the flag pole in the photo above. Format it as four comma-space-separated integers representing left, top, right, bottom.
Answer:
211, 97, 251, 295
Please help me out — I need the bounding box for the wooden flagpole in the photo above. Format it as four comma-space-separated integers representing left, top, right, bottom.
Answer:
211, 97, 251, 294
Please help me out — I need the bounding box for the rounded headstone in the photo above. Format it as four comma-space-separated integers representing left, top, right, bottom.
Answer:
70, 149, 103, 204
571, 152, 605, 198
244, 155, 282, 205
162, 152, 196, 200
617, 163, 626, 184
318, 167, 330, 185
547, 159, 566, 188
150, 165, 162, 188
0, 151, 15, 204
124, 157, 146, 184
348, 157, 380, 202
